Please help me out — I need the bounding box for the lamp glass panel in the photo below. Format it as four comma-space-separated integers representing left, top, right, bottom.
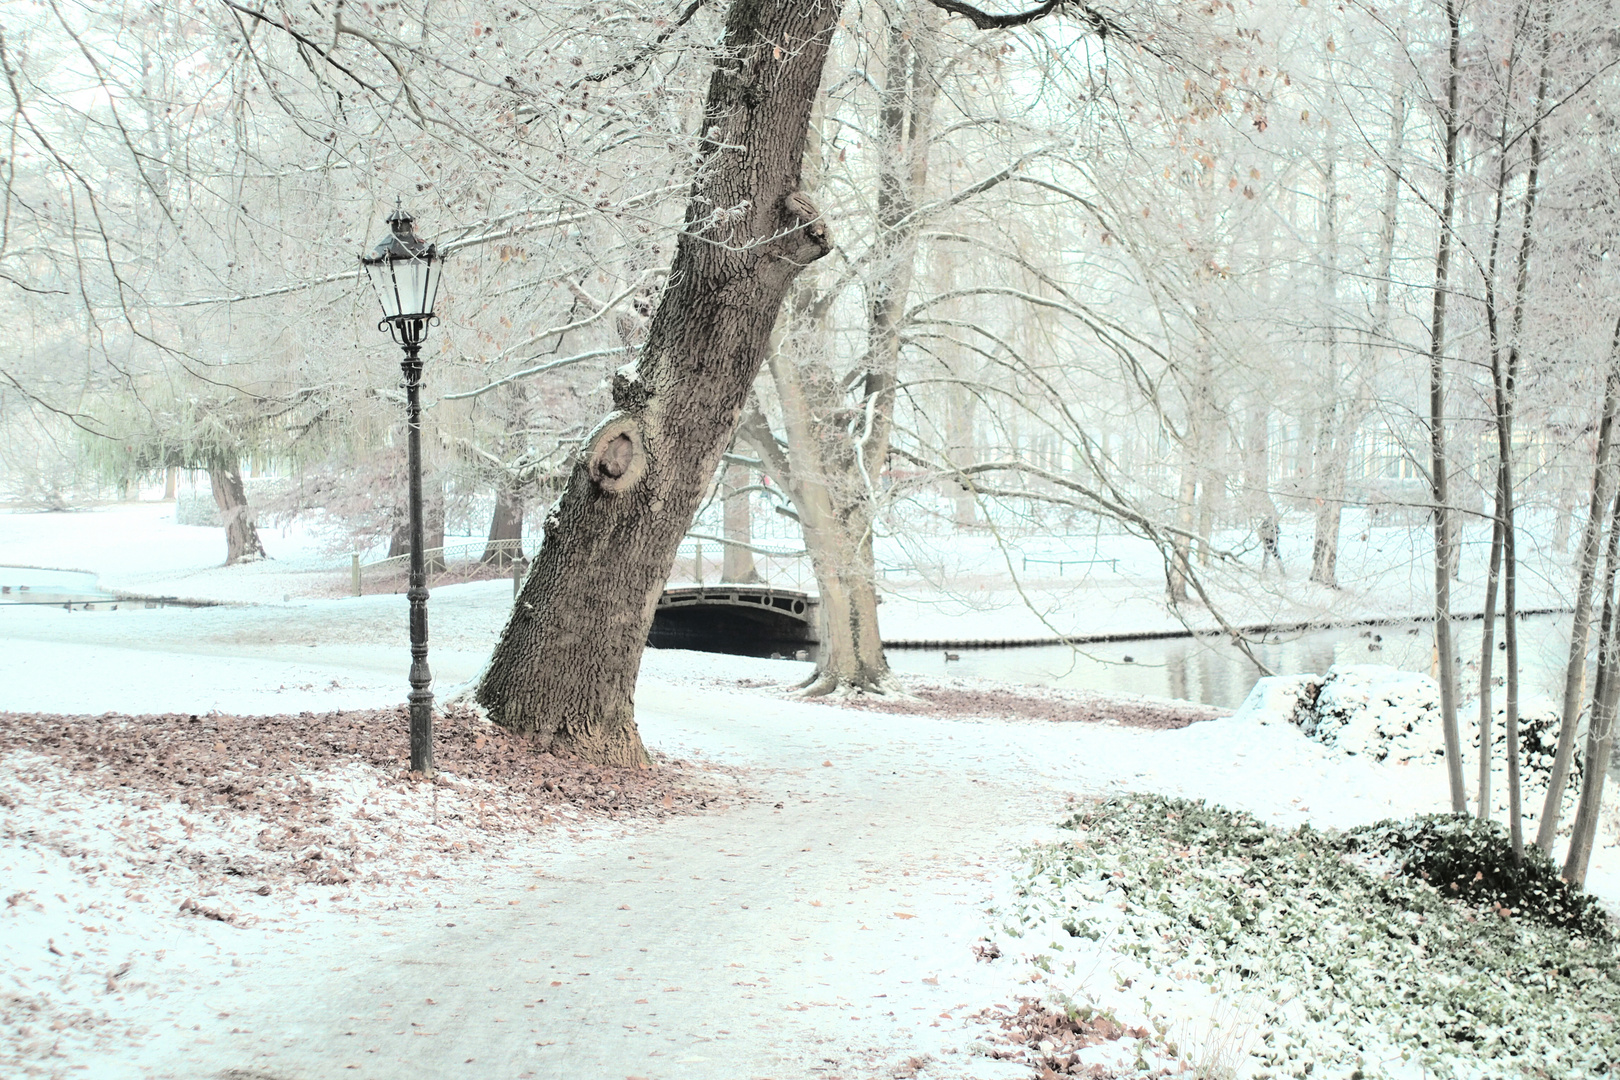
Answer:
364, 259, 405, 320
422, 258, 442, 317
396, 258, 431, 318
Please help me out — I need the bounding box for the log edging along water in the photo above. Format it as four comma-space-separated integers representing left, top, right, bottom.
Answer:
881, 606, 1575, 650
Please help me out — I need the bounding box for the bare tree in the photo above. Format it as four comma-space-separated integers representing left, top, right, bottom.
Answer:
1423, 0, 1470, 815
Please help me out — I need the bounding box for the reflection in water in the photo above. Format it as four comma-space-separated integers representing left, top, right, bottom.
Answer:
885, 613, 1576, 710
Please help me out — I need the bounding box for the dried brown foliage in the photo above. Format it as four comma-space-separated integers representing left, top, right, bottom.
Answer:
732, 675, 1223, 730
0, 705, 732, 891
973, 998, 1170, 1078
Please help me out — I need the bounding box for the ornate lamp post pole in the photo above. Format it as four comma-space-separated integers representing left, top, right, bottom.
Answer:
362, 205, 445, 777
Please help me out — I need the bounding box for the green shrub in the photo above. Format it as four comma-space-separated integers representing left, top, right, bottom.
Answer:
1345, 814, 1611, 941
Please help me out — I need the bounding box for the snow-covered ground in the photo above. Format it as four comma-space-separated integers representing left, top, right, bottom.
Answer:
2, 501, 1613, 1079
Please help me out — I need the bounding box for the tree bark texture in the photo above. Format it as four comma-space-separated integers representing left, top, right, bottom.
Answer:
209, 461, 266, 565
1309, 455, 1345, 587
720, 461, 761, 583
1427, 0, 1468, 815
481, 484, 526, 566
476, 0, 840, 764
1476, 506, 1503, 819
1309, 149, 1344, 588
1539, 323, 1620, 848
1564, 483, 1620, 887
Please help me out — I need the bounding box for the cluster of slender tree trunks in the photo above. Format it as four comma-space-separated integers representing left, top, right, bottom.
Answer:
1417, 0, 1618, 885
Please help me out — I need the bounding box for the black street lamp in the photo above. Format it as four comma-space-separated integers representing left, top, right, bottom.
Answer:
362, 204, 445, 777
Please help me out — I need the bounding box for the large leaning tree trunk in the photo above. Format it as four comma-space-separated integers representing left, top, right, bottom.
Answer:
209, 459, 267, 565
476, 0, 839, 765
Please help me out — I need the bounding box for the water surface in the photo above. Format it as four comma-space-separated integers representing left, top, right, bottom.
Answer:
886, 613, 1576, 710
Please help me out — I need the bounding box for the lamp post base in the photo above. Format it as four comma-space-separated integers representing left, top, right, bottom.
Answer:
409, 685, 434, 778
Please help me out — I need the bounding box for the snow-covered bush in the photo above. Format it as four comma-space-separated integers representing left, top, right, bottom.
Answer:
1227, 673, 1317, 727
1467, 698, 1584, 825
1002, 794, 1620, 1079
1241, 667, 1583, 824
1288, 664, 1443, 764
176, 488, 220, 526
1503, 698, 1578, 794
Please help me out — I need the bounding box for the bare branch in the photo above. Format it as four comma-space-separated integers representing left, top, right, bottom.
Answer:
442, 347, 631, 402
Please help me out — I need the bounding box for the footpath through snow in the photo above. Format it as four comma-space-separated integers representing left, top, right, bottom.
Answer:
2, 503, 1617, 1079
1, 646, 1446, 1080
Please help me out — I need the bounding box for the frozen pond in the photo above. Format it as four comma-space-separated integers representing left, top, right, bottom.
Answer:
886, 612, 1577, 710
0, 565, 119, 606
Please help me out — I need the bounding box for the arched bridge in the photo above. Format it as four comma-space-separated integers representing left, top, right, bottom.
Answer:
648, 585, 820, 655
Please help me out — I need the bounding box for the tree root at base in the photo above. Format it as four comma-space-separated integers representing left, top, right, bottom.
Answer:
796, 671, 913, 700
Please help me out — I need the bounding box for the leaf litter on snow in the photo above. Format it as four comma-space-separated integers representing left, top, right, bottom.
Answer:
1, 703, 738, 884
730, 672, 1226, 730
0, 703, 742, 1077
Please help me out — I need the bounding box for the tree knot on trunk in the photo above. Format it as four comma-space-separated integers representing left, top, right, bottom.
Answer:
585, 413, 648, 494
777, 191, 833, 266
